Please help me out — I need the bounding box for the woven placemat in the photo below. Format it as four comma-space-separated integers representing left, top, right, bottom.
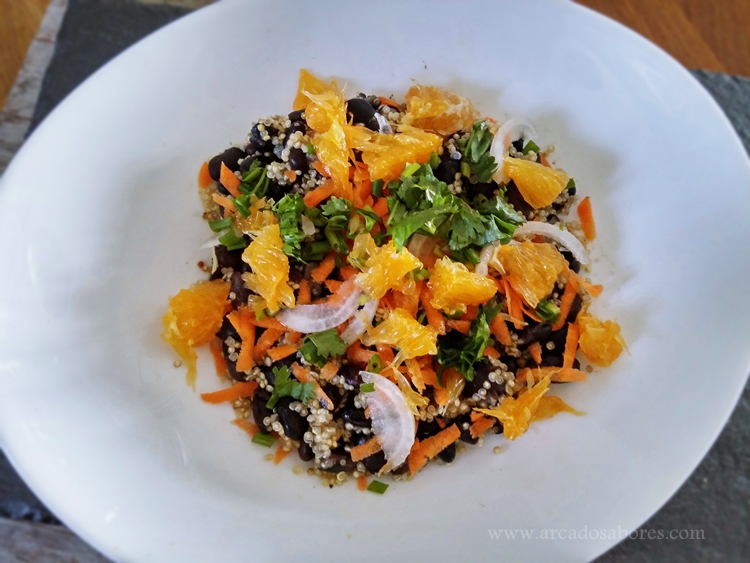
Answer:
1, 1, 748, 561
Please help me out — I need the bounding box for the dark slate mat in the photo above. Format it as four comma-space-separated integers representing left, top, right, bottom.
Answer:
3, 1, 750, 561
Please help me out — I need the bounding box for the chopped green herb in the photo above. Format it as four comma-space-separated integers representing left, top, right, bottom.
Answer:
360, 382, 375, 393
428, 151, 441, 170
566, 178, 576, 190
371, 179, 384, 197
460, 161, 472, 178
218, 229, 247, 251
536, 299, 561, 324
298, 328, 347, 367
273, 194, 308, 261
266, 365, 316, 409
251, 433, 276, 447
306, 143, 316, 154
402, 162, 421, 177
208, 217, 233, 232
522, 140, 541, 155
367, 480, 389, 494
233, 194, 251, 218
461, 120, 498, 183
366, 354, 382, 374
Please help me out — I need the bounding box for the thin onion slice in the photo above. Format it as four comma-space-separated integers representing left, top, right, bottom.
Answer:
276, 282, 363, 333
490, 117, 539, 184
475, 241, 500, 277
300, 214, 316, 236
200, 233, 223, 249
360, 371, 416, 473
340, 299, 379, 344
374, 112, 393, 135
513, 221, 590, 265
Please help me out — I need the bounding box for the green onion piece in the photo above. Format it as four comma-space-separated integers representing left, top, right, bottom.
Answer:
367, 480, 389, 494
535, 299, 561, 324
429, 151, 441, 170
417, 311, 427, 324
522, 140, 541, 155
306, 143, 316, 154
219, 229, 247, 251
371, 179, 383, 197
233, 195, 251, 218
208, 217, 232, 232
402, 163, 421, 178
460, 161, 472, 178
360, 382, 375, 393
464, 247, 481, 264
366, 354, 382, 374
566, 178, 576, 189
251, 433, 276, 447
357, 294, 370, 306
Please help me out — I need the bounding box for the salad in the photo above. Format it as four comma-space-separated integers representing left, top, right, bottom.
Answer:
162, 70, 625, 492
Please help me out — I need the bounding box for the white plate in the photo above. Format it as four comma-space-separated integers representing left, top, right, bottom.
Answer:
1, 0, 749, 561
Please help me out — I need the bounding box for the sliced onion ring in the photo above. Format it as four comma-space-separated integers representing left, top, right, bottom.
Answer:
374, 112, 393, 135
340, 298, 379, 345
513, 221, 590, 265
490, 117, 539, 184
276, 280, 363, 333
475, 241, 500, 277
360, 371, 416, 473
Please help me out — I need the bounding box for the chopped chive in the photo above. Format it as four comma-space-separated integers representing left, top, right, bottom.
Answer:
208, 217, 232, 232
566, 178, 576, 189
464, 247, 480, 264
219, 229, 247, 251
306, 143, 316, 154
251, 433, 276, 447
366, 480, 389, 494
402, 162, 421, 178
460, 161, 472, 178
371, 179, 383, 197
233, 195, 251, 218
360, 382, 375, 393
417, 311, 427, 324
429, 151, 440, 170
366, 354, 382, 374
522, 140, 541, 155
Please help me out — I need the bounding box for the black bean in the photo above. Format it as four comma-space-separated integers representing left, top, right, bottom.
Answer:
541, 354, 564, 368
347, 98, 376, 124
568, 294, 583, 323
266, 181, 286, 201
244, 138, 267, 155
515, 322, 553, 347
340, 364, 363, 388
362, 451, 387, 474
504, 180, 533, 218
458, 413, 478, 444
288, 147, 308, 173
417, 419, 441, 440
288, 109, 305, 121
230, 271, 249, 309
298, 440, 314, 461
251, 124, 278, 142
567, 186, 577, 196
216, 317, 245, 382
391, 462, 409, 475
434, 156, 460, 184
208, 147, 246, 181
285, 121, 306, 138
560, 250, 581, 274
289, 266, 304, 284
319, 451, 357, 473
504, 357, 519, 375
341, 406, 369, 428
547, 326, 568, 352
437, 442, 457, 463
213, 245, 246, 274
309, 281, 323, 299
216, 182, 231, 197
511, 139, 525, 153
239, 156, 257, 174
465, 181, 496, 200
547, 214, 560, 225
322, 384, 345, 412
275, 397, 307, 441
251, 389, 274, 432
260, 355, 296, 387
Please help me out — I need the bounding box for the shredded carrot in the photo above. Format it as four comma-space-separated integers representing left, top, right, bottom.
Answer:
420, 286, 446, 335
267, 343, 300, 362
350, 436, 382, 462
320, 360, 338, 381
469, 415, 495, 439
284, 169, 297, 183
304, 180, 335, 208
219, 162, 242, 197
209, 337, 227, 378
517, 366, 587, 383
446, 319, 471, 334
378, 96, 403, 110
232, 418, 259, 437
529, 342, 543, 364
502, 279, 525, 330
394, 281, 422, 318
420, 367, 439, 388
201, 381, 258, 404
563, 323, 579, 369
376, 344, 396, 364
357, 475, 368, 491
292, 363, 333, 410
433, 386, 449, 406
407, 424, 460, 474
325, 279, 343, 294
532, 234, 546, 244
407, 359, 425, 392
539, 153, 551, 168
379, 290, 396, 311
523, 306, 543, 323
552, 277, 579, 331
198, 161, 213, 189
228, 310, 256, 372
577, 196, 596, 241
461, 305, 479, 322
490, 314, 512, 346
483, 346, 500, 359
346, 341, 375, 365
245, 314, 287, 330
571, 272, 603, 298
311, 253, 336, 283
212, 193, 236, 213
287, 331, 303, 344
253, 328, 284, 361
273, 445, 291, 465
470, 412, 484, 423
297, 279, 311, 305
372, 197, 389, 218
338, 265, 357, 280
312, 160, 330, 177
436, 418, 446, 429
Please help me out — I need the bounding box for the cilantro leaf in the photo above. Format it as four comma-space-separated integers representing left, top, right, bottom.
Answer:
461, 120, 499, 183
436, 299, 502, 381
298, 328, 347, 367
266, 365, 316, 409
273, 194, 308, 262
388, 205, 453, 250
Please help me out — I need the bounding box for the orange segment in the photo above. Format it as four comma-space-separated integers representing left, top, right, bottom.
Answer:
401, 84, 475, 136
494, 242, 567, 308
475, 375, 552, 441
503, 157, 570, 209
363, 308, 438, 365
292, 68, 338, 111
353, 235, 422, 299
241, 224, 295, 312
427, 256, 497, 315
577, 313, 625, 367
